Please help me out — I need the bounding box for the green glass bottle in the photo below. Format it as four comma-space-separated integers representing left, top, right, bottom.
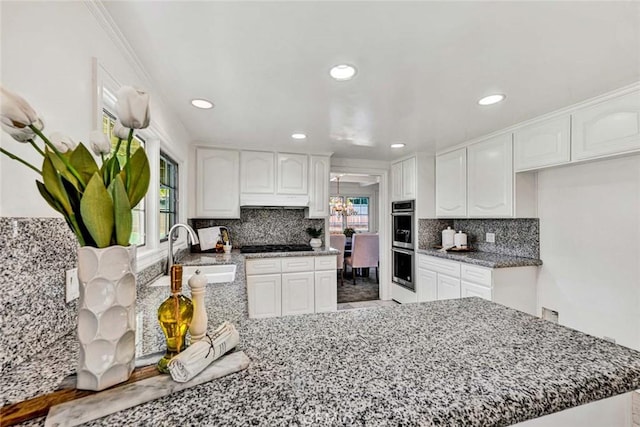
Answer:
157, 264, 194, 373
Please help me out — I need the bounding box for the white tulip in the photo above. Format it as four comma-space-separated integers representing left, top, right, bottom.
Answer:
89, 130, 112, 156
113, 120, 131, 140
0, 86, 40, 128
49, 132, 78, 153
116, 86, 150, 129
1, 117, 44, 143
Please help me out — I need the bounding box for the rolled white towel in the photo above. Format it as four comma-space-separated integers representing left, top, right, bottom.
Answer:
168, 321, 240, 383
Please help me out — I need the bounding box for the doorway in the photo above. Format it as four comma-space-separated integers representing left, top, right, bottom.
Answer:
327, 164, 391, 306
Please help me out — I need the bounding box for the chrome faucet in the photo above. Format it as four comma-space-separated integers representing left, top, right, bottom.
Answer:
167, 223, 199, 274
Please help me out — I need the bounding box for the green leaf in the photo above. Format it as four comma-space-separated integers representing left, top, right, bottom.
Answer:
120, 148, 150, 208
42, 154, 73, 216
36, 180, 64, 215
69, 143, 98, 187
47, 149, 79, 191
80, 172, 114, 248
109, 175, 132, 246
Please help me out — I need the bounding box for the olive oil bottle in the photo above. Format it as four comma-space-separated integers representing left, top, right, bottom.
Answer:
157, 264, 194, 373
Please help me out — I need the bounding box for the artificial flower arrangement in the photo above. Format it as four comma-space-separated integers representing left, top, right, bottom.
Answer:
0, 85, 151, 248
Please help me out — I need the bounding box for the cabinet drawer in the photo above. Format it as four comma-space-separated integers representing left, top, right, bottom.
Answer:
461, 280, 492, 301
315, 255, 337, 271
422, 256, 461, 278
461, 264, 492, 286
246, 258, 282, 275
281, 257, 315, 273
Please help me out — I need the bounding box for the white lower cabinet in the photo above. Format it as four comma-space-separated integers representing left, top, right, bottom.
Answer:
416, 254, 538, 315
416, 268, 437, 302
247, 274, 282, 319
315, 270, 338, 313
436, 274, 461, 300
281, 272, 315, 316
461, 280, 492, 301
246, 256, 337, 318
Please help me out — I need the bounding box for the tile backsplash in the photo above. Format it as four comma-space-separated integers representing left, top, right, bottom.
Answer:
189, 208, 324, 248
418, 218, 540, 259
0, 217, 172, 372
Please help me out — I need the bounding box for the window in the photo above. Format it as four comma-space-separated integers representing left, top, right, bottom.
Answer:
102, 110, 146, 246
159, 153, 178, 241
329, 196, 370, 233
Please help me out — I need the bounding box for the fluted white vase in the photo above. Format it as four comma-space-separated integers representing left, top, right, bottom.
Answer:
76, 245, 137, 391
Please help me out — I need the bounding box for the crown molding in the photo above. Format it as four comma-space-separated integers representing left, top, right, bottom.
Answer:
83, 0, 191, 145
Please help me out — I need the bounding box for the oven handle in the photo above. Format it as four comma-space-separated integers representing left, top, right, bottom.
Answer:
391, 212, 413, 216
392, 247, 414, 255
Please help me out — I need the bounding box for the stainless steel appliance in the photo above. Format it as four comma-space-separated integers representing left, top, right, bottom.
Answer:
391, 200, 415, 293
392, 200, 414, 249
392, 247, 414, 291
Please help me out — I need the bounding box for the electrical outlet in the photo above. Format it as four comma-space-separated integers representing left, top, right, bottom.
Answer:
65, 268, 79, 303
485, 232, 495, 243
542, 307, 559, 323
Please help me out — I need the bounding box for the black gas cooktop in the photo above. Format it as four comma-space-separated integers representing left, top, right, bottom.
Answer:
240, 244, 314, 254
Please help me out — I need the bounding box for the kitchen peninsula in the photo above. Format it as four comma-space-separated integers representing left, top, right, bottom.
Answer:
3, 252, 640, 426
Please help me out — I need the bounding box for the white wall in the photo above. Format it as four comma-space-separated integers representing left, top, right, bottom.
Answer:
329, 182, 379, 232
0, 1, 190, 219
537, 154, 640, 350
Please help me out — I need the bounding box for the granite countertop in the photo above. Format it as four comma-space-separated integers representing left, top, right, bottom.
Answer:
242, 248, 339, 259
417, 248, 543, 268
5, 284, 640, 426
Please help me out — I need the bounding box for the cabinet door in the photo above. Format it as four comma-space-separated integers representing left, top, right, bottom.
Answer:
572, 90, 640, 161
241, 151, 275, 193
196, 148, 240, 218
514, 116, 571, 171
416, 268, 437, 302
402, 157, 416, 200
281, 272, 315, 316
314, 270, 337, 313
461, 280, 492, 301
436, 274, 460, 300
435, 149, 467, 217
308, 155, 330, 218
467, 134, 513, 217
247, 274, 281, 318
391, 161, 403, 202
277, 153, 308, 194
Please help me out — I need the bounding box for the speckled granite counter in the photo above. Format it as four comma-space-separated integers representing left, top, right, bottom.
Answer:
242, 247, 339, 259
6, 291, 640, 426
417, 248, 543, 268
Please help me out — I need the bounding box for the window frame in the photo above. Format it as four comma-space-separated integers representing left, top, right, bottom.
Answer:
329, 194, 371, 233
159, 151, 179, 243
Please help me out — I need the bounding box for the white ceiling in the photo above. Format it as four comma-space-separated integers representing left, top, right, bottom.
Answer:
102, 1, 640, 160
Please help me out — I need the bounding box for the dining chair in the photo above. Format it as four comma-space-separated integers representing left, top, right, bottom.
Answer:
329, 234, 346, 286
344, 233, 379, 285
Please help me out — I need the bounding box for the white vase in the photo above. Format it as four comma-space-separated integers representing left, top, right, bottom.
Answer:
310, 238, 322, 249
76, 245, 137, 391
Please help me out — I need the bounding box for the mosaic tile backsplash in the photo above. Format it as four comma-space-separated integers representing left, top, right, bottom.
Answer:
0, 217, 174, 372
419, 218, 540, 259
189, 208, 324, 248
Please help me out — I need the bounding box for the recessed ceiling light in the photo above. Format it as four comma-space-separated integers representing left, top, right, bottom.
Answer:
191, 99, 214, 109
478, 94, 506, 106
390, 143, 406, 148
330, 64, 357, 81
291, 133, 307, 140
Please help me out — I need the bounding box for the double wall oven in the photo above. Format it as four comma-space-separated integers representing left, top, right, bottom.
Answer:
391, 200, 415, 292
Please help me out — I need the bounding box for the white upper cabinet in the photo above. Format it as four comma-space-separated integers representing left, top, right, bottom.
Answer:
514, 116, 571, 171
391, 157, 416, 201
277, 153, 308, 194
436, 148, 467, 217
391, 161, 403, 201
196, 148, 240, 218
572, 89, 640, 161
241, 151, 275, 194
308, 155, 330, 218
467, 134, 513, 217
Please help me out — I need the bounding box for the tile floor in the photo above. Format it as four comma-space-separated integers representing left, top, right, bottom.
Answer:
337, 300, 399, 310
